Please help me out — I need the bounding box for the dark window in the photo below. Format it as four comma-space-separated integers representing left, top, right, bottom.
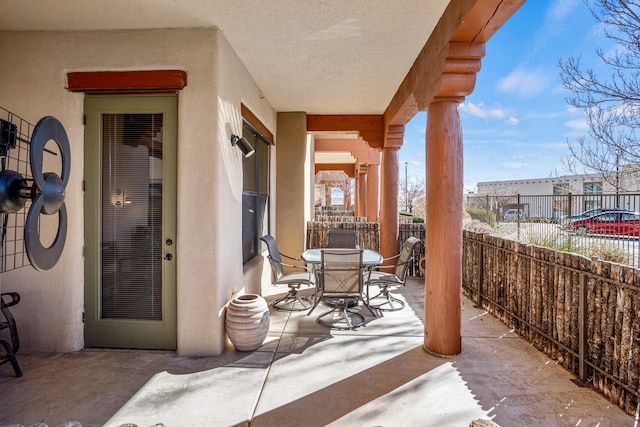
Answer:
241, 121, 270, 263
553, 183, 570, 195
584, 182, 602, 194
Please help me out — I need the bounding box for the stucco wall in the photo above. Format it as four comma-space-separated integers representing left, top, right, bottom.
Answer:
0, 28, 276, 355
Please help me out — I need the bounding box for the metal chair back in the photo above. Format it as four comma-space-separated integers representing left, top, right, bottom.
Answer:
327, 229, 358, 248
260, 234, 284, 281
319, 249, 364, 297
394, 236, 421, 281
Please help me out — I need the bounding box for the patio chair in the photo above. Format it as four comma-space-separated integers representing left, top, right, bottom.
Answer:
327, 229, 358, 248
260, 235, 314, 311
0, 292, 22, 377
366, 236, 421, 311
308, 248, 370, 330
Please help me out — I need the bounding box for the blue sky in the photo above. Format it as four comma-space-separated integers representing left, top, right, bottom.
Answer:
399, 0, 612, 193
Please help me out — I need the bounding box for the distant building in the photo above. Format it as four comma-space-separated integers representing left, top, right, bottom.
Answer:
473, 168, 640, 220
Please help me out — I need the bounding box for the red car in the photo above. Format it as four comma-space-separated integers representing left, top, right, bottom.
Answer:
571, 211, 640, 236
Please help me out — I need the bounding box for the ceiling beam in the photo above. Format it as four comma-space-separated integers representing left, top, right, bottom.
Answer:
315, 163, 356, 178
307, 115, 384, 149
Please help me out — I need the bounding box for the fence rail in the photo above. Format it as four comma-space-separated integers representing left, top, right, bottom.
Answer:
462, 230, 640, 416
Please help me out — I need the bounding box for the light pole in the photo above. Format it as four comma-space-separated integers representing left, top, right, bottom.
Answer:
616, 149, 621, 208
404, 161, 409, 213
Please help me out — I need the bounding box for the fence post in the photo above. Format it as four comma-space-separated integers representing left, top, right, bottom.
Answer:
568, 192, 573, 219
578, 270, 587, 383
486, 194, 490, 224
475, 238, 484, 308
517, 193, 521, 240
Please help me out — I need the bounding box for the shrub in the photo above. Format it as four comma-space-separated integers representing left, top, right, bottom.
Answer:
413, 217, 424, 223
467, 207, 496, 225
586, 242, 631, 264
523, 228, 630, 264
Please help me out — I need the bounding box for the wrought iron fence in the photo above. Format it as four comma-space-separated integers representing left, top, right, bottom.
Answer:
463, 230, 640, 416
466, 193, 640, 268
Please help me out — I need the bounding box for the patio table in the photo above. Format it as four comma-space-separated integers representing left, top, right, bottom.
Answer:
301, 248, 382, 320
300, 248, 383, 266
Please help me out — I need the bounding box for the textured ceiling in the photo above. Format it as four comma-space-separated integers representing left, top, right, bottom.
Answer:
0, 0, 449, 114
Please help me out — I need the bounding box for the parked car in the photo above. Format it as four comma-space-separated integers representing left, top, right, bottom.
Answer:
570, 211, 640, 236
570, 207, 636, 221
503, 208, 525, 222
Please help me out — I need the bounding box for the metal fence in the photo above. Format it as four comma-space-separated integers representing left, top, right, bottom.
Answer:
463, 230, 640, 416
466, 193, 640, 268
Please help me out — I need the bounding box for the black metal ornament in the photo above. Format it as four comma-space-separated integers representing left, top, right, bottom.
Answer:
25, 117, 70, 271
0, 115, 70, 271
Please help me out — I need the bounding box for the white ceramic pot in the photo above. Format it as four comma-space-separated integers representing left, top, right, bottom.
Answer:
225, 294, 270, 351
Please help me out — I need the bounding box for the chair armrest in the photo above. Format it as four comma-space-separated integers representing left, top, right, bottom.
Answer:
1, 292, 20, 308
280, 252, 304, 262
382, 254, 401, 262
279, 261, 312, 273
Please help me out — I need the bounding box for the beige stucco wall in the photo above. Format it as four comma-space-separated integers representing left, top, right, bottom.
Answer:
276, 113, 311, 258
0, 28, 276, 355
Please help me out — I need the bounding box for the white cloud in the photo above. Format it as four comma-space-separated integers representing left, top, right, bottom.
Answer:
459, 101, 506, 120
546, 0, 579, 23
564, 118, 588, 131
506, 116, 519, 126
497, 68, 553, 98
501, 162, 528, 169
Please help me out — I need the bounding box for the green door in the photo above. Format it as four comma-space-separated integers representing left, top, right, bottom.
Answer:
84, 95, 177, 349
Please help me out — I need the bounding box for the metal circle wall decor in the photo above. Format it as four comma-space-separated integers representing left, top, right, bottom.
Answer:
0, 114, 70, 271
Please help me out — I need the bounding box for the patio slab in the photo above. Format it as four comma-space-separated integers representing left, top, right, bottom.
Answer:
0, 277, 633, 427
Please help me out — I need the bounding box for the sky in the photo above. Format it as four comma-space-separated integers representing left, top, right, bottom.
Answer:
398, 0, 613, 193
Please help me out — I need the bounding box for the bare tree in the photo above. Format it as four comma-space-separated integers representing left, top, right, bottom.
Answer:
559, 0, 640, 190
399, 176, 425, 214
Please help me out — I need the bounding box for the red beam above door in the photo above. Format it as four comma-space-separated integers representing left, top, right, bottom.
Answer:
66, 70, 187, 92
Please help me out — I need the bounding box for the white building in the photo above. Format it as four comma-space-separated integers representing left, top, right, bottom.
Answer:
474, 169, 640, 220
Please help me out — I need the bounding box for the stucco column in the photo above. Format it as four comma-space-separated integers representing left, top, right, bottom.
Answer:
379, 146, 400, 260
366, 163, 379, 222
358, 169, 367, 217
353, 173, 360, 213
424, 99, 463, 356
276, 112, 309, 257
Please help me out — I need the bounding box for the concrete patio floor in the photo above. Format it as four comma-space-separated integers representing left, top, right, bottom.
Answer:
0, 277, 634, 427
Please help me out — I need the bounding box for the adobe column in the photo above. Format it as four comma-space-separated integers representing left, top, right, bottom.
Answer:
379, 146, 400, 260
424, 98, 463, 356
366, 162, 379, 222
358, 168, 367, 217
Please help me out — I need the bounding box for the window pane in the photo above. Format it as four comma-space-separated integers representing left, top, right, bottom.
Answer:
584, 182, 602, 194
242, 193, 257, 262
240, 121, 270, 264
101, 113, 163, 320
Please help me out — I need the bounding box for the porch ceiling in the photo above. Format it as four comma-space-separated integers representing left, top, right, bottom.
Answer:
0, 0, 447, 115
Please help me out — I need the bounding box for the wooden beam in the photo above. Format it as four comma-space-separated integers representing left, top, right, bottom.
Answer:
452, 0, 526, 43
241, 103, 273, 142
307, 115, 384, 149
384, 0, 477, 126
314, 163, 356, 178
67, 70, 187, 92
384, 0, 525, 127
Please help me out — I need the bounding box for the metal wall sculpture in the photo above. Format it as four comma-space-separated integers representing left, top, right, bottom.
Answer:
0, 107, 70, 272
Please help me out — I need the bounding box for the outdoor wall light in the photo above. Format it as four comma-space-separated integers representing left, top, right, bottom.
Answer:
231, 134, 255, 158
